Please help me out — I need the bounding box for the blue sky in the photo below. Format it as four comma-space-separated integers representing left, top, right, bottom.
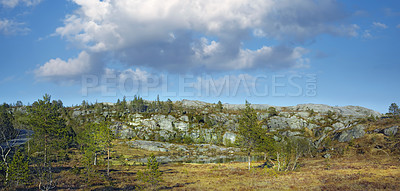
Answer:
0, 0, 399, 113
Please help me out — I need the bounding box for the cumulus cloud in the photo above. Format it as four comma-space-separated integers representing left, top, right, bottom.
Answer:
80, 68, 154, 96
34, 51, 94, 82
0, 18, 30, 35
373, 22, 388, 29
0, 0, 42, 8
38, 0, 357, 82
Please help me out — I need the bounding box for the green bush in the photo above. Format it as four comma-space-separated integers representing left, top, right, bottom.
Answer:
183, 135, 194, 144
9, 149, 29, 187
137, 154, 163, 190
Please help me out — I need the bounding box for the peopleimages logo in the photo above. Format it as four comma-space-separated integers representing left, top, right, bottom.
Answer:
81, 74, 317, 98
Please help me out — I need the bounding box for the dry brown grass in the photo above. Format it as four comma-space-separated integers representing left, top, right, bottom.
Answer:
22, 149, 400, 191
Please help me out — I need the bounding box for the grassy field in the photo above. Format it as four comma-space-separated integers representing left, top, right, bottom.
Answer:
17, 144, 399, 191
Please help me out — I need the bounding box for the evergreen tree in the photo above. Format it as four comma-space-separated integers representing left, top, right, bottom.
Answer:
267, 107, 278, 117
15, 101, 23, 107
81, 100, 88, 109
9, 148, 29, 187
238, 101, 263, 170
97, 122, 113, 177
389, 103, 399, 116
156, 95, 161, 112
138, 154, 163, 189
28, 94, 74, 190
0, 104, 16, 142
166, 99, 173, 113
0, 104, 17, 184
131, 95, 146, 112
122, 96, 127, 110
256, 130, 276, 161
76, 123, 98, 181
77, 122, 113, 178
29, 94, 74, 153
217, 101, 223, 112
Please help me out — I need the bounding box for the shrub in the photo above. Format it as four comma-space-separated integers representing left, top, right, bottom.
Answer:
137, 154, 163, 190
268, 107, 278, 117
9, 149, 29, 187
183, 135, 194, 144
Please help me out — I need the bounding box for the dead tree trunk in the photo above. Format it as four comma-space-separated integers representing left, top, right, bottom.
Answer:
248, 152, 251, 171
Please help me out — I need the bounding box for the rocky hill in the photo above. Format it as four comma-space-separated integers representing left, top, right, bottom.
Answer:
68, 99, 393, 154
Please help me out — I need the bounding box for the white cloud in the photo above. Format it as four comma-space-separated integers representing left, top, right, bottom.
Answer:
337, 24, 360, 37
232, 46, 309, 70
0, 0, 41, 35
57, 0, 355, 47
362, 30, 372, 39
0, 0, 42, 8
40, 0, 356, 82
373, 22, 388, 29
80, 68, 153, 95
0, 18, 30, 35
34, 51, 93, 80
193, 73, 266, 97
118, 68, 151, 83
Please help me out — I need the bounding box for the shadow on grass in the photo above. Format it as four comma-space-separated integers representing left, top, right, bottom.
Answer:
161, 168, 176, 174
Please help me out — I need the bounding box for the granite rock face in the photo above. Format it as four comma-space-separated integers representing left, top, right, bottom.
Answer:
71, 100, 382, 145
384, 126, 398, 136
127, 140, 240, 154
223, 132, 237, 145
222, 103, 380, 118
268, 116, 308, 130
337, 124, 366, 142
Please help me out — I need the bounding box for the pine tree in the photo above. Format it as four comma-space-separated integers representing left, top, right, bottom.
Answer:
76, 123, 97, 182
217, 101, 223, 112
28, 94, 74, 190
389, 103, 399, 116
0, 104, 16, 142
238, 101, 263, 170
122, 96, 127, 110
0, 104, 18, 184
97, 122, 113, 177
77, 122, 113, 178
9, 148, 29, 187
156, 95, 161, 112
267, 107, 278, 117
166, 99, 173, 113
256, 130, 276, 161
138, 154, 163, 189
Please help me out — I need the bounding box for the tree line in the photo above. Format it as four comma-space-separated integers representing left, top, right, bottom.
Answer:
0, 94, 114, 189
81, 95, 174, 114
